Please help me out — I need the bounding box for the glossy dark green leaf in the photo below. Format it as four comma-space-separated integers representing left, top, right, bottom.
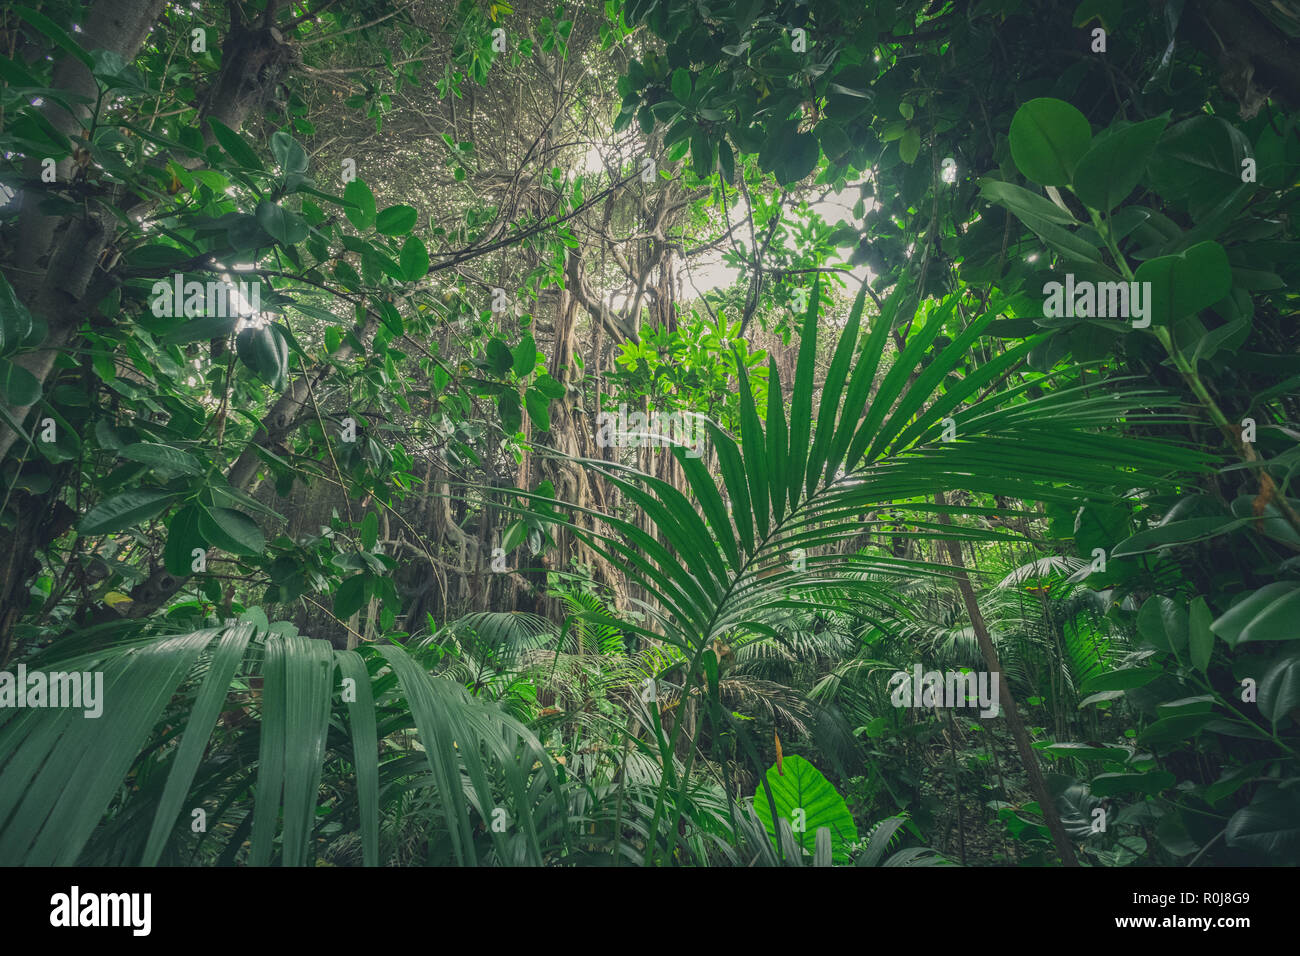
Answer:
80, 490, 177, 535
375, 205, 418, 235
1008, 97, 1092, 186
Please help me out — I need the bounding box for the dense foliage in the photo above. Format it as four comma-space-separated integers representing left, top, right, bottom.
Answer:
0, 0, 1297, 867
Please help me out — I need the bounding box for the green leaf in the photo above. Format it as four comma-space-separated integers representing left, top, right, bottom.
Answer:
717, 138, 735, 184
0, 272, 35, 354
979, 178, 1100, 264
399, 235, 429, 280
1259, 646, 1300, 724
1079, 666, 1162, 693
499, 389, 522, 433
1111, 515, 1249, 557
270, 130, 308, 176
1071, 115, 1168, 211
1133, 240, 1232, 327
670, 67, 691, 103
197, 506, 265, 556
343, 179, 377, 230
533, 371, 565, 398
752, 754, 858, 864
1137, 713, 1214, 747
375, 205, 418, 235
1089, 770, 1175, 796
333, 573, 368, 619
1137, 595, 1188, 653
236, 325, 290, 389
1225, 788, 1300, 862
255, 200, 308, 246
1040, 742, 1133, 762
1213, 582, 1300, 646
512, 334, 536, 376
899, 126, 920, 164
773, 132, 820, 185
120, 442, 205, 476
690, 129, 712, 178
524, 387, 551, 431
141, 625, 255, 865
163, 505, 205, 576
1189, 596, 1214, 673
10, 5, 93, 70
208, 118, 264, 170
376, 300, 404, 335
0, 358, 40, 405
360, 512, 378, 551
1148, 115, 1252, 206
1008, 97, 1092, 186
80, 490, 177, 535
486, 337, 513, 375
160, 314, 238, 345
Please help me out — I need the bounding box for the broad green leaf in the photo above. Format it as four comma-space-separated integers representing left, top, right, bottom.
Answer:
1212, 582, 1300, 646
752, 754, 858, 864
773, 132, 820, 185
120, 442, 204, 476
512, 334, 536, 376
1188, 596, 1214, 672
0, 272, 35, 353
270, 130, 308, 175
1071, 115, 1167, 211
1008, 97, 1092, 186
399, 235, 429, 280
1136, 595, 1188, 653
1089, 770, 1175, 796
236, 325, 289, 389
0, 358, 40, 404
80, 490, 177, 535
163, 504, 205, 576
1111, 516, 1248, 557
255, 200, 308, 246
197, 506, 265, 556
343, 179, 377, 230
1259, 646, 1300, 724
208, 118, 264, 170
524, 387, 551, 431
1133, 240, 1232, 327
10, 5, 93, 70
1225, 788, 1300, 862
141, 625, 254, 865
375, 205, 418, 235
670, 67, 691, 103
499, 389, 523, 434
1079, 666, 1162, 693
333, 573, 368, 619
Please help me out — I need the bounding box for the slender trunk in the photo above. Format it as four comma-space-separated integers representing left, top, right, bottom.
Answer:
933, 491, 1079, 866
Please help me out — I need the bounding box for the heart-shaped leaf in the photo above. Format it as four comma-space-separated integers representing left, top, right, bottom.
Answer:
752, 754, 858, 864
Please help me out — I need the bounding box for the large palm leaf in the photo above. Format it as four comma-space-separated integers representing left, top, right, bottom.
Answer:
0, 624, 561, 866
510, 275, 1210, 861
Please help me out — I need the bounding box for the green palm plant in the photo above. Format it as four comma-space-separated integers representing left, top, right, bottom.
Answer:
0, 621, 563, 866
507, 275, 1211, 864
